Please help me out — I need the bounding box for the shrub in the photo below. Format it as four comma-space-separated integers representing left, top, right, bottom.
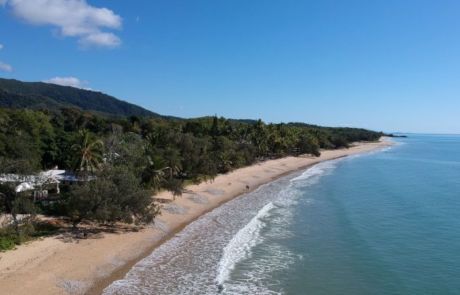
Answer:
0, 235, 16, 251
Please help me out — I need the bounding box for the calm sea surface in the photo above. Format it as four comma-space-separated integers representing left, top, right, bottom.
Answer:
104, 135, 460, 295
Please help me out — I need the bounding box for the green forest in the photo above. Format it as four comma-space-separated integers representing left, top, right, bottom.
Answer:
0, 106, 384, 251
0, 78, 161, 117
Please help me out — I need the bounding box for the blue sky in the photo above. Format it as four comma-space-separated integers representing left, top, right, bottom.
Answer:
1, 0, 460, 134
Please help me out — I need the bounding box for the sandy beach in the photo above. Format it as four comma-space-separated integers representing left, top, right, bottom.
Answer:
0, 139, 392, 295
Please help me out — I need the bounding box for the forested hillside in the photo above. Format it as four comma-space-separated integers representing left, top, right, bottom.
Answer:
0, 78, 160, 117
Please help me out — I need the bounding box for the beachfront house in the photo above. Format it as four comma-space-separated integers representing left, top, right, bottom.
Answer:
0, 169, 83, 201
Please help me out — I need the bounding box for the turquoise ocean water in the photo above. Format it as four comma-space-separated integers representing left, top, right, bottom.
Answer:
104, 135, 460, 295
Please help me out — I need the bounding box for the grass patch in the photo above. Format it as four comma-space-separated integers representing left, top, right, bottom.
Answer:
0, 235, 16, 251
0, 221, 61, 252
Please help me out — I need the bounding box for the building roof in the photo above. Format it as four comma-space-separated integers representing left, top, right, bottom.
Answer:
1, 169, 80, 193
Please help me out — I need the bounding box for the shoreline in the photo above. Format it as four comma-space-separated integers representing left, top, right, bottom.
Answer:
87, 155, 346, 295
0, 139, 393, 295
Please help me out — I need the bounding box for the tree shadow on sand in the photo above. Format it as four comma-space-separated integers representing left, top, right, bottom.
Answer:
55, 223, 146, 243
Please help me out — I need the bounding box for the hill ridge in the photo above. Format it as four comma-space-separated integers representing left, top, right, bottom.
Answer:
0, 78, 160, 118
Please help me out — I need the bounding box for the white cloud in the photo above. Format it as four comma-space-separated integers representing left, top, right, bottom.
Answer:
44, 76, 88, 89
2, 0, 122, 48
79, 32, 120, 48
0, 44, 3, 50
0, 61, 13, 72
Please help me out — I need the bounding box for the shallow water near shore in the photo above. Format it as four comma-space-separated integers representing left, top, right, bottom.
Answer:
103, 135, 460, 295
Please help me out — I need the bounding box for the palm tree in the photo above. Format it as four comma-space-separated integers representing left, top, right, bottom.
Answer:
141, 156, 171, 191
72, 130, 104, 175
251, 119, 269, 158
163, 148, 182, 178
141, 154, 185, 199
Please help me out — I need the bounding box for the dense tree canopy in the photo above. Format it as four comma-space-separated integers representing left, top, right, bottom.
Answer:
0, 106, 384, 241
63, 166, 158, 228
0, 108, 384, 180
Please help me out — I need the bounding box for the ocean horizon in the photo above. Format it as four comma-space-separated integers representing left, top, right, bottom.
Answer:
103, 134, 460, 295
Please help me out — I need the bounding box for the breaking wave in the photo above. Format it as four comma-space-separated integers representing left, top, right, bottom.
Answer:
290, 160, 339, 183
216, 202, 276, 287
104, 159, 343, 295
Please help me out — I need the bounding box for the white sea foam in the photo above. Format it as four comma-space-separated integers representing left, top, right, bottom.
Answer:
103, 159, 351, 294
216, 202, 276, 287
290, 160, 338, 182
220, 186, 303, 295
358, 145, 395, 157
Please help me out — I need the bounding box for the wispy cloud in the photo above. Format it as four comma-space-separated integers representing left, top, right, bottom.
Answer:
0, 44, 13, 72
0, 61, 13, 72
79, 32, 120, 48
2, 0, 122, 48
44, 76, 89, 89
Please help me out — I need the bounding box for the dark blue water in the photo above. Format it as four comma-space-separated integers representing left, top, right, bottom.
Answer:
104, 135, 460, 295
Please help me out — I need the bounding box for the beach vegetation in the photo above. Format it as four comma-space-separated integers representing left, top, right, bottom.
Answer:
62, 165, 159, 229
71, 129, 104, 175
0, 219, 61, 251
0, 106, 384, 248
